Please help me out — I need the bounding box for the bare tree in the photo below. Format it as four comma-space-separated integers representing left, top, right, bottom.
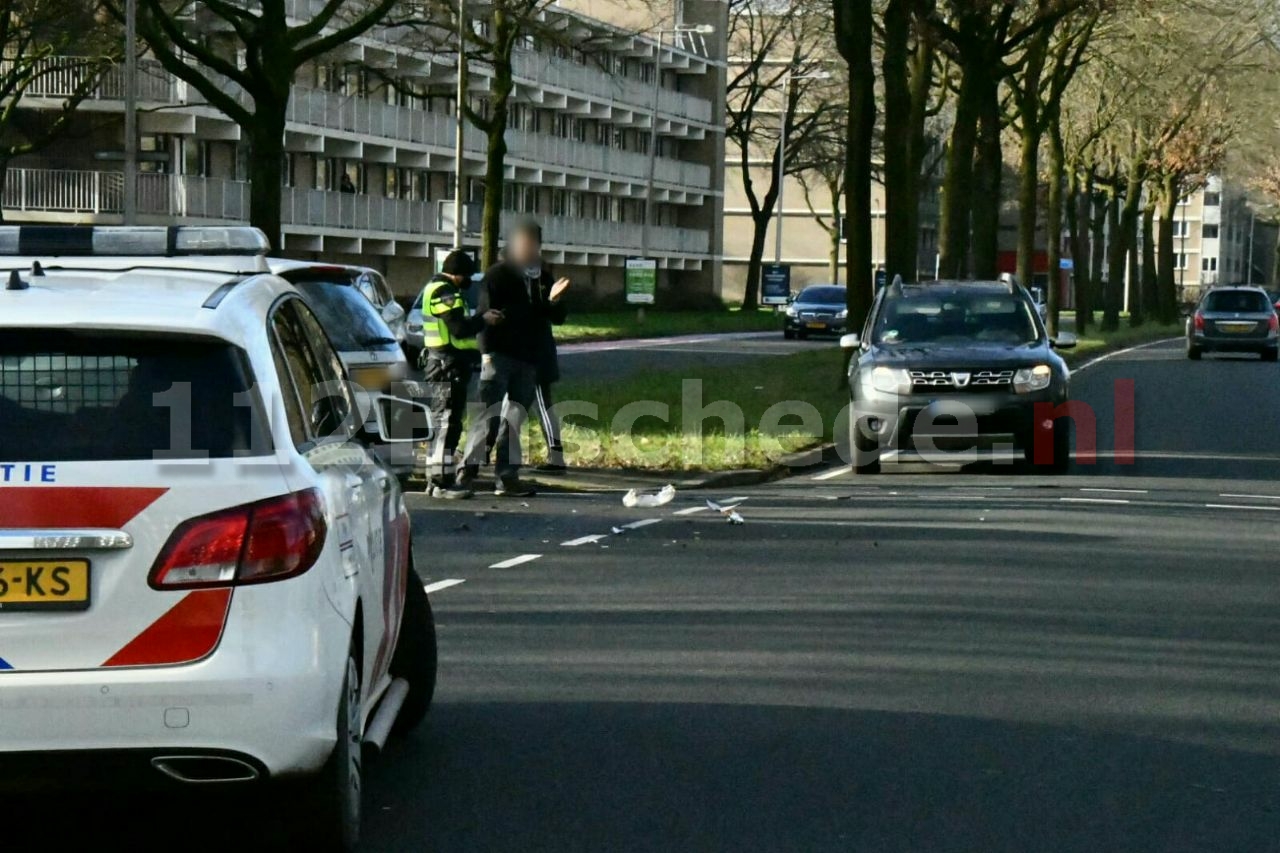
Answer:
0, 0, 119, 218
113, 0, 402, 248
726, 0, 836, 309
834, 0, 875, 327
794, 103, 846, 282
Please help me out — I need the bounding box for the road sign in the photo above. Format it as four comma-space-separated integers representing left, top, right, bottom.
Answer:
762, 263, 792, 305
625, 258, 657, 305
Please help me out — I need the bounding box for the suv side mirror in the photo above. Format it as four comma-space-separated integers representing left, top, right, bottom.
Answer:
839, 333, 861, 350
371, 394, 434, 443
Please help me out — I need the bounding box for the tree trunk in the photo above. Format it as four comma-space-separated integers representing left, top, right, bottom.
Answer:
246, 108, 287, 250
740, 148, 780, 310
1066, 165, 1090, 335
1157, 173, 1180, 323
829, 225, 841, 283
1120, 163, 1145, 327
970, 71, 1002, 279
881, 0, 913, 281
1141, 203, 1158, 322
1102, 188, 1123, 332
1044, 127, 1065, 337
937, 60, 982, 279
1015, 31, 1048, 289
0, 157, 9, 224
480, 52, 514, 269
1126, 210, 1141, 327
1087, 179, 1105, 323
835, 0, 876, 328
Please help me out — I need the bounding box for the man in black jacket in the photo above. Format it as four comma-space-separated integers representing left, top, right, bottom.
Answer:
458, 220, 569, 497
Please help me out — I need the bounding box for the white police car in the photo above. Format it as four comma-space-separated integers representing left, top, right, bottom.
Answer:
0, 226, 436, 850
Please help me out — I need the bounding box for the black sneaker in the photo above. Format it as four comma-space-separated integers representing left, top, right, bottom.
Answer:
533, 462, 567, 475
430, 483, 473, 500
494, 477, 536, 498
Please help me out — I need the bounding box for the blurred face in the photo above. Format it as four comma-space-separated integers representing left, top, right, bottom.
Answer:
507, 230, 541, 268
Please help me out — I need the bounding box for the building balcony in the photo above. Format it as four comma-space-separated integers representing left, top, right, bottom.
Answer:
0, 168, 711, 264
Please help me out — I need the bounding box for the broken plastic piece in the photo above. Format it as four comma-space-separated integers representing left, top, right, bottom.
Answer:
623, 484, 676, 508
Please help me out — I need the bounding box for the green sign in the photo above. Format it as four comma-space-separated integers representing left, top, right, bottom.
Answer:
625, 258, 657, 305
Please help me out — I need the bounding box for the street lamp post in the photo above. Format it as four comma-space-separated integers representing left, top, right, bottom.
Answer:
452, 0, 467, 250
774, 70, 830, 265
123, 0, 137, 225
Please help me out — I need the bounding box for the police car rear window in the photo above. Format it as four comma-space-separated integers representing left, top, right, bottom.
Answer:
0, 332, 271, 462
292, 280, 400, 353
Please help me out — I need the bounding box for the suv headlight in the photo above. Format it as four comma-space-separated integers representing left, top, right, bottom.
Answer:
835, 309, 848, 321
785, 305, 798, 317
866, 366, 911, 395
1013, 364, 1053, 393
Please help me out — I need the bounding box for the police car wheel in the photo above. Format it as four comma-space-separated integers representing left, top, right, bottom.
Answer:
301, 648, 363, 852
390, 564, 438, 736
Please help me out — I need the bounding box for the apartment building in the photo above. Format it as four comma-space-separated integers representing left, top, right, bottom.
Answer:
1160, 176, 1264, 301
2, 0, 728, 303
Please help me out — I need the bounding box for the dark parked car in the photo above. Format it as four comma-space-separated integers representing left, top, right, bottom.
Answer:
1187, 286, 1279, 361
842, 280, 1075, 474
784, 285, 847, 339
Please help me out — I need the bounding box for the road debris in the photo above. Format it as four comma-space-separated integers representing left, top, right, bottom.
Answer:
623, 484, 676, 508
707, 498, 746, 524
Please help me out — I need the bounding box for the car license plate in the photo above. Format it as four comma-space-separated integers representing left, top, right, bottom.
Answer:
806, 322, 826, 329
1220, 322, 1254, 334
0, 560, 90, 611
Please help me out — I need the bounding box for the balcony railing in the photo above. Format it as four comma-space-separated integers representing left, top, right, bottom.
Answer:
3, 56, 176, 102
1, 168, 711, 256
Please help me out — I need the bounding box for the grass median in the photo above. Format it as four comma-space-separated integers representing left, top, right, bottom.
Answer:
557, 308, 780, 343
534, 317, 1184, 473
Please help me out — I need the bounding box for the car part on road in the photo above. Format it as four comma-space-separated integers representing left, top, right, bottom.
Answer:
623, 484, 676, 508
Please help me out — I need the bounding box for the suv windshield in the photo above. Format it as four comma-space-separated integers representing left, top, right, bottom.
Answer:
797, 286, 846, 304
0, 332, 270, 462
292, 280, 400, 352
1204, 290, 1271, 313
874, 289, 1039, 345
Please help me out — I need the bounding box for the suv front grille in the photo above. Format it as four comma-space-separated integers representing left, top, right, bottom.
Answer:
908, 369, 1014, 391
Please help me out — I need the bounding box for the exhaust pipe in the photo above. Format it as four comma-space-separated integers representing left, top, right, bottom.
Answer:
152, 755, 260, 784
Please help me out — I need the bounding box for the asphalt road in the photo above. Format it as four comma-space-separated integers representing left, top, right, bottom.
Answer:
19, 336, 1280, 852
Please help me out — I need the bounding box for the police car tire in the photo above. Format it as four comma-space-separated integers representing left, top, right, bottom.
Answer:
390, 566, 438, 736
301, 648, 363, 852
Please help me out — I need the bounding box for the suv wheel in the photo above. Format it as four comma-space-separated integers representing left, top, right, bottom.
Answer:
849, 416, 881, 475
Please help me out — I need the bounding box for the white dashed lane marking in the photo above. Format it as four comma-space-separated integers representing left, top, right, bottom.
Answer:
489, 554, 543, 569
562, 534, 609, 547
619, 518, 663, 531
673, 506, 709, 516
423, 579, 466, 594
1219, 493, 1280, 501
1060, 497, 1130, 505
1205, 503, 1280, 512
812, 467, 850, 481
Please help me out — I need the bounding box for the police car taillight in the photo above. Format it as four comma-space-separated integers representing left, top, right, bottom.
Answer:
149, 490, 327, 590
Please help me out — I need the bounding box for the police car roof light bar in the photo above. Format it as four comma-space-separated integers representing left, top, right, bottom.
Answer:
0, 226, 270, 258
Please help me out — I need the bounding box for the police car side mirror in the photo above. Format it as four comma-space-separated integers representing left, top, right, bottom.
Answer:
371, 394, 434, 443
381, 301, 406, 325
839, 333, 861, 350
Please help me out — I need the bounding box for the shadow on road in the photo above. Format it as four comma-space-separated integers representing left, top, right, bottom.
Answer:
361, 701, 1280, 853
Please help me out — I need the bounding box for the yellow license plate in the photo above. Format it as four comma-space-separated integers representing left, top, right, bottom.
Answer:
349, 366, 392, 391
0, 560, 90, 611
806, 322, 826, 329
1221, 323, 1254, 333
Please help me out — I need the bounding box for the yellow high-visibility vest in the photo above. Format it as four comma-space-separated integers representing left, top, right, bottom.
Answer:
421, 277, 477, 351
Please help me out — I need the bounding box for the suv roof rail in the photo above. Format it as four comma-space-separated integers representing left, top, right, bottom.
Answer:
0, 226, 270, 258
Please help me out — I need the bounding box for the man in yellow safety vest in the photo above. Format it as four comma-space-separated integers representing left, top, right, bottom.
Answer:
420, 249, 504, 498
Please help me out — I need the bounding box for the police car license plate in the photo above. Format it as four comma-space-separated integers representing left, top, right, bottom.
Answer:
0, 560, 90, 611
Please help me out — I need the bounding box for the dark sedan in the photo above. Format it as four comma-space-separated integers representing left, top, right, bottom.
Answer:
1187, 286, 1279, 361
783, 285, 848, 339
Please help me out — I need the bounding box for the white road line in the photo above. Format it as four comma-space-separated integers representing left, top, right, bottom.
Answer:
1205, 503, 1280, 512
1081, 487, 1149, 495
423, 579, 466, 594
489, 554, 543, 569
1060, 497, 1130, 505
1219, 493, 1280, 501
673, 506, 710, 516
561, 534, 609, 547
620, 518, 663, 530
812, 467, 850, 481
723, 496, 750, 504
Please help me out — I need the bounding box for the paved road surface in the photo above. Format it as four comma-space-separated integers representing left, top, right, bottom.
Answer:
19, 338, 1280, 853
